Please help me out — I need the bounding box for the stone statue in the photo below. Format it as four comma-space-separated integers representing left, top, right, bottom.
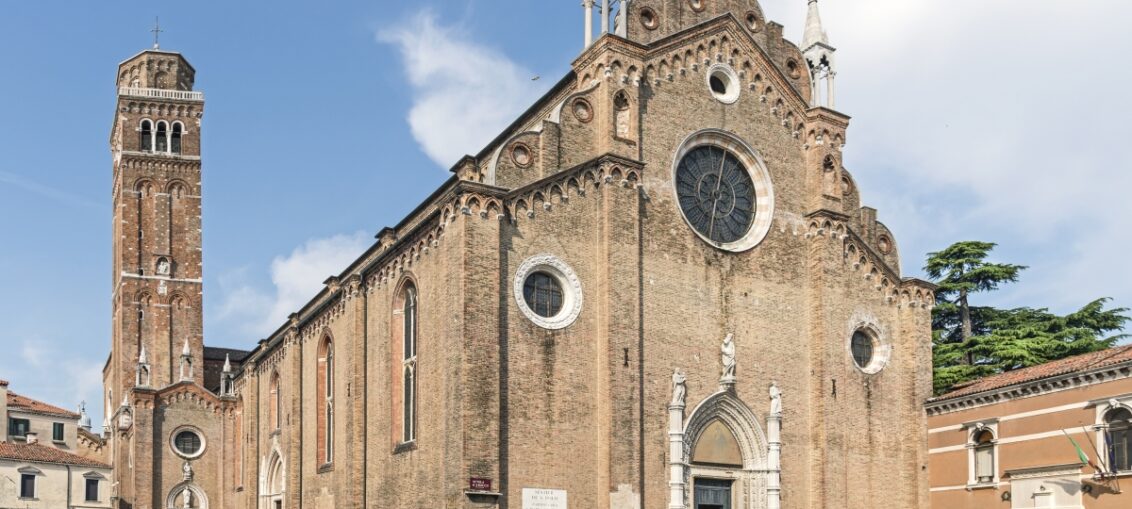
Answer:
721, 334, 736, 381
157, 258, 170, 275
182, 461, 193, 481
670, 369, 686, 407
769, 381, 783, 415
182, 487, 192, 508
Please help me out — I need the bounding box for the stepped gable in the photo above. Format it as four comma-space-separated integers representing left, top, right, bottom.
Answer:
7, 391, 80, 419
933, 344, 1132, 400
0, 441, 111, 469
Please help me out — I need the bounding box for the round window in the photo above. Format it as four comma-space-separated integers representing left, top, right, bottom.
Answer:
670, 130, 775, 252
850, 331, 874, 369
639, 7, 659, 30
171, 428, 204, 458
513, 255, 583, 330
706, 64, 740, 104
523, 271, 564, 318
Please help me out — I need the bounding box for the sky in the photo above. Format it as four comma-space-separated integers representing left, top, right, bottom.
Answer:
1, 0, 1130, 430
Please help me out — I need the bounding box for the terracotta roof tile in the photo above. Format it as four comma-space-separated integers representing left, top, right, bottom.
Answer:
6, 391, 80, 419
0, 441, 110, 469
933, 345, 1132, 401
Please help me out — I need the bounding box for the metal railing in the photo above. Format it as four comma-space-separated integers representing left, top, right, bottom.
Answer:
117, 86, 204, 101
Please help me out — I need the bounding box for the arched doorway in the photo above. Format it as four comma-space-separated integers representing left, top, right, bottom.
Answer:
671, 390, 776, 509
262, 451, 284, 509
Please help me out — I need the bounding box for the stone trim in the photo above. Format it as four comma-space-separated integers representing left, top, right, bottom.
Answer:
926, 362, 1132, 416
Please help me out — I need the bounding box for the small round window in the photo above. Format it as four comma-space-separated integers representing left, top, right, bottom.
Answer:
851, 331, 874, 368
706, 64, 740, 104
513, 255, 583, 330
523, 271, 564, 318
172, 428, 204, 458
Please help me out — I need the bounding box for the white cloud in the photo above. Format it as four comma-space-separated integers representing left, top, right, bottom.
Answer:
758, 0, 1132, 313
0, 338, 105, 431
215, 232, 371, 339
378, 10, 550, 168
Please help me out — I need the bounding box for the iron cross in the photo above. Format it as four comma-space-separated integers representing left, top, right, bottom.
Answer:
151, 17, 163, 49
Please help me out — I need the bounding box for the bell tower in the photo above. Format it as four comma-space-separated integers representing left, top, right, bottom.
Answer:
106, 47, 205, 408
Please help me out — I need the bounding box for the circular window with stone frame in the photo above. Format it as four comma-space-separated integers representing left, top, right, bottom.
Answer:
170, 426, 206, 459
706, 64, 741, 104
639, 7, 659, 30
572, 98, 594, 123
848, 326, 891, 375
510, 143, 533, 168
513, 254, 583, 330
744, 11, 763, 32
687, 0, 706, 13
671, 129, 775, 252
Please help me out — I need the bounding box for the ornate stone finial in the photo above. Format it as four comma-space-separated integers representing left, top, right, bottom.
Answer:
78, 401, 92, 430
720, 333, 737, 386
769, 381, 783, 416
181, 338, 191, 357
223, 354, 232, 373
670, 368, 686, 407
139, 345, 148, 364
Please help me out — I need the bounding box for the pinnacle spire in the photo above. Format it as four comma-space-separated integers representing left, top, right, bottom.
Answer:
139, 345, 148, 364
182, 338, 191, 357
803, 0, 830, 51
223, 354, 232, 373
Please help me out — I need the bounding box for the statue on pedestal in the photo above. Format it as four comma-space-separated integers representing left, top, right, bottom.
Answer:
769, 381, 783, 416
720, 334, 736, 383
670, 369, 686, 407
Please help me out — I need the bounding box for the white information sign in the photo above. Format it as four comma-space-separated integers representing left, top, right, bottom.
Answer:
522, 488, 567, 509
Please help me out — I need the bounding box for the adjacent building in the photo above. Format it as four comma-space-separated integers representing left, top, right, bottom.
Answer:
927, 345, 1132, 509
102, 1, 937, 508
1, 379, 112, 508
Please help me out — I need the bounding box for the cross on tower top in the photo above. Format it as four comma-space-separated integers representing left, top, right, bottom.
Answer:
151, 17, 163, 49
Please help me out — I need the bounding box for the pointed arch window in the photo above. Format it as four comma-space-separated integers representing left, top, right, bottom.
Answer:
155, 121, 168, 153
1106, 407, 1132, 472
270, 373, 281, 431
171, 122, 183, 154
399, 283, 418, 444
317, 337, 334, 465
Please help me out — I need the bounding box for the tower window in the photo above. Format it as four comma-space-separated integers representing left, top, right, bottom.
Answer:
171, 123, 183, 154
851, 331, 874, 368
140, 120, 152, 151
155, 121, 168, 153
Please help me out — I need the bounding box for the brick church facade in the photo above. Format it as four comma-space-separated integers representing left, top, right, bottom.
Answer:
102, 1, 936, 508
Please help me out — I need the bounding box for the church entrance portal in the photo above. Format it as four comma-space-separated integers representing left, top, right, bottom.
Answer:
694, 478, 733, 509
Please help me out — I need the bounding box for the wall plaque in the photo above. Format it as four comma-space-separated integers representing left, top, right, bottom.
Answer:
522, 488, 567, 509
469, 477, 492, 492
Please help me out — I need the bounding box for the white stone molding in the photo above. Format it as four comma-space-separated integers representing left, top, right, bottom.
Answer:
670, 129, 776, 253
170, 425, 206, 460
669, 389, 772, 509
927, 361, 1132, 416
961, 420, 1000, 489
513, 254, 584, 330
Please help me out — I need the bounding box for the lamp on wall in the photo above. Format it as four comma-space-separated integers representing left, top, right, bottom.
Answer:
1000, 491, 1012, 501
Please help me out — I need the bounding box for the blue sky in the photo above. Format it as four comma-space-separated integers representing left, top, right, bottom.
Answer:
2, 1, 1130, 429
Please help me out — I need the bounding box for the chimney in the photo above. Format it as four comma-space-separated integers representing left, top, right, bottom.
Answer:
26, 432, 39, 445
0, 379, 8, 441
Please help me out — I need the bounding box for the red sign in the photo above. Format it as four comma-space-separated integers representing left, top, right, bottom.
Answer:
469, 477, 492, 492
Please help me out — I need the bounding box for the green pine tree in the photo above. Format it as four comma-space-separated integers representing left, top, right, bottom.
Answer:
925, 242, 1129, 394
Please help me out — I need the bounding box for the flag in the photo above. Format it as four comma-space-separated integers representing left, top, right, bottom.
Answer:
1064, 429, 1104, 473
